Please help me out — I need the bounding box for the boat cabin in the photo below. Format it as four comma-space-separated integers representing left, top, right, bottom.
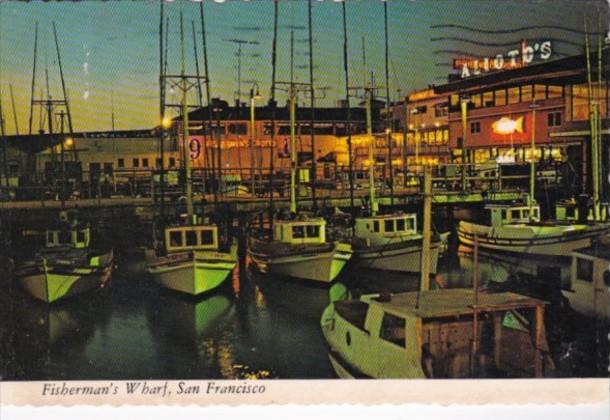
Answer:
165, 225, 219, 253
556, 199, 608, 223
273, 218, 326, 245
563, 246, 610, 321
486, 203, 540, 227
354, 213, 418, 246
45, 225, 90, 249
326, 289, 553, 378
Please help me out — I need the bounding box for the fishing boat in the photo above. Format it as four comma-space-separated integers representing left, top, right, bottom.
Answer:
562, 245, 610, 322
145, 221, 237, 295
352, 213, 442, 273
14, 213, 114, 303
320, 288, 555, 378
145, 21, 236, 297
457, 202, 609, 257
248, 216, 352, 283
247, 79, 352, 283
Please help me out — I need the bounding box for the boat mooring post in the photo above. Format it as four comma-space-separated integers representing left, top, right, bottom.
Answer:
420, 165, 432, 291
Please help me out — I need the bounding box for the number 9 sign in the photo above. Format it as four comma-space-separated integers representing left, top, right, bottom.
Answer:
189, 138, 201, 160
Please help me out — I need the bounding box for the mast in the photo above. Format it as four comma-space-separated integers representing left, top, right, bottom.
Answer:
28, 22, 38, 135
192, 21, 204, 108
341, 1, 355, 216
0, 88, 8, 188
384, 0, 394, 206
53, 22, 77, 160
180, 6, 194, 222
269, 0, 279, 229
366, 74, 377, 216
289, 29, 297, 215
199, 1, 215, 203
9, 85, 18, 135
308, 0, 317, 212
585, 21, 599, 220
158, 0, 166, 222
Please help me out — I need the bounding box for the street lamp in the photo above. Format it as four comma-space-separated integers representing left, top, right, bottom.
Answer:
250, 82, 263, 196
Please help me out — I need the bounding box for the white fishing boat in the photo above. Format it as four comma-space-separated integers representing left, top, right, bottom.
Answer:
352, 213, 442, 273
457, 203, 609, 257
562, 245, 610, 322
247, 79, 352, 283
248, 217, 352, 283
14, 215, 114, 303
321, 288, 555, 378
145, 223, 237, 295
145, 27, 236, 297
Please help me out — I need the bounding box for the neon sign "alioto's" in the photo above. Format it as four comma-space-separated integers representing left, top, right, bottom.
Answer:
454, 40, 552, 78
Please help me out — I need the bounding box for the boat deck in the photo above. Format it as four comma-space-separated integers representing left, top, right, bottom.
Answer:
362, 289, 545, 319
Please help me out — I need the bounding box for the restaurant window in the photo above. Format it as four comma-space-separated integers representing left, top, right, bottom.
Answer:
443, 129, 449, 143
142, 158, 149, 168
483, 91, 494, 107
534, 85, 547, 100
133, 158, 139, 168
471, 93, 482, 108
548, 112, 562, 127
117, 158, 125, 168
169, 157, 176, 168
547, 85, 563, 99
450, 94, 460, 111
103, 162, 113, 175
228, 123, 247, 135
521, 85, 533, 103
156, 158, 162, 168
470, 121, 481, 134
508, 87, 520, 104
495, 89, 507, 106
577, 258, 593, 282
384, 219, 395, 232
380, 313, 406, 348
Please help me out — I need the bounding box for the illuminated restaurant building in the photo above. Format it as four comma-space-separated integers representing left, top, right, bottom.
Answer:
433, 48, 609, 195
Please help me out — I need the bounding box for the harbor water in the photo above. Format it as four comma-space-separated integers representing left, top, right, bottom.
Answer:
1, 217, 608, 380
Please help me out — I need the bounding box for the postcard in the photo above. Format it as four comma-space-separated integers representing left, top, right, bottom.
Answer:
0, 0, 608, 412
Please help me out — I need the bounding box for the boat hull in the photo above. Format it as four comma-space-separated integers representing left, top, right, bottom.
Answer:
146, 250, 236, 296
458, 221, 609, 257
353, 240, 441, 273
249, 242, 352, 283
15, 251, 114, 303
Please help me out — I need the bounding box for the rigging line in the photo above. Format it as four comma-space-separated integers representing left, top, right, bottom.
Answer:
430, 23, 607, 36
430, 36, 582, 48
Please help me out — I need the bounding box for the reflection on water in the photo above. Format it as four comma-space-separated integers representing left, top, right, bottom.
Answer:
1, 240, 608, 379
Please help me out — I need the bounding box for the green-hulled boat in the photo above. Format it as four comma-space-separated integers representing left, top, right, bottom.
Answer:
14, 215, 114, 303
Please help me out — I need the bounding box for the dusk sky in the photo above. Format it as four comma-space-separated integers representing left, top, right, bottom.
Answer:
0, 0, 607, 133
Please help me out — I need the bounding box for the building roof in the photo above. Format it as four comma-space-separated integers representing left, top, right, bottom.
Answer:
185, 101, 375, 123
434, 48, 609, 94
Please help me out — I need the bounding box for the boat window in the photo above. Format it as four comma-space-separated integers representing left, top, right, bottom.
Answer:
170, 231, 182, 247
510, 210, 519, 220
522, 209, 530, 219
59, 230, 71, 244
201, 229, 214, 245
396, 218, 405, 231
576, 258, 593, 282
306, 225, 320, 238
47, 231, 56, 245
293, 226, 305, 239
384, 220, 395, 233
405, 218, 415, 231
501, 209, 507, 220
532, 208, 539, 219
77, 230, 87, 244
186, 230, 198, 247
373, 221, 380, 233
380, 313, 406, 348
